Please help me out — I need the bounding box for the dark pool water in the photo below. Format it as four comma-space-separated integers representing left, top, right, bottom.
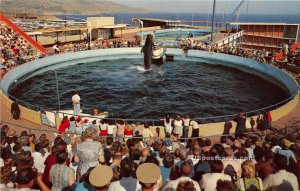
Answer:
9, 58, 288, 120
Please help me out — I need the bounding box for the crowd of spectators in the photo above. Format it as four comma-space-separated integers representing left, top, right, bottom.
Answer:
1, 20, 300, 82
1, 119, 300, 191
178, 38, 300, 82
0, 22, 43, 78
50, 39, 138, 55
1, 21, 300, 190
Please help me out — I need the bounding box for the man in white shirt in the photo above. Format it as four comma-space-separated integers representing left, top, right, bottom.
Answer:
222, 147, 242, 178
263, 154, 298, 191
162, 161, 201, 191
32, 143, 47, 173
72, 91, 80, 115
108, 158, 141, 191
200, 160, 232, 191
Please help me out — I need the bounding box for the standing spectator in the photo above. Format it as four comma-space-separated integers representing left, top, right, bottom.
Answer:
142, 123, 154, 141
236, 160, 263, 191
173, 115, 183, 139
278, 139, 297, 166
175, 149, 194, 178
124, 124, 133, 141
0, 134, 10, 160
58, 116, 70, 133
100, 119, 108, 141
50, 150, 75, 191
160, 154, 175, 186
29, 134, 36, 152
233, 112, 246, 139
91, 120, 99, 134
163, 115, 173, 135
11, 142, 22, 165
19, 135, 32, 152
32, 143, 47, 173
270, 137, 281, 154
200, 160, 231, 191
74, 127, 104, 181
82, 119, 90, 132
0, 158, 14, 189
263, 154, 298, 191
182, 114, 190, 140
190, 120, 199, 138
115, 118, 126, 142
255, 149, 275, 180
69, 117, 76, 134
107, 120, 116, 137
72, 91, 80, 115
137, 163, 161, 191
43, 138, 67, 188
222, 147, 242, 178
88, 165, 113, 191
266, 111, 272, 129
16, 168, 47, 191
75, 117, 83, 136
162, 161, 200, 191
52, 43, 60, 54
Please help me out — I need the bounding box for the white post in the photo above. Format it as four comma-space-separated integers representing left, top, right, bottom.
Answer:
133, 18, 143, 45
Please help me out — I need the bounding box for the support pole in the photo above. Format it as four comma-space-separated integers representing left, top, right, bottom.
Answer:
211, 0, 216, 42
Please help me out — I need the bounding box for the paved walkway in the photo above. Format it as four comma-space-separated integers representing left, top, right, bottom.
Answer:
1, 100, 57, 140
272, 95, 300, 130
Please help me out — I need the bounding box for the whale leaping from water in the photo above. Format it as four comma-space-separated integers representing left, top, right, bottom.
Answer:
141, 34, 166, 70
141, 34, 153, 70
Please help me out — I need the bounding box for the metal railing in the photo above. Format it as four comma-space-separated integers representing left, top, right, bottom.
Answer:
267, 121, 300, 138
2, 85, 299, 128
1, 120, 263, 142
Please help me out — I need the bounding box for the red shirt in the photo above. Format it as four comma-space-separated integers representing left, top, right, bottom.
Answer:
124, 128, 133, 136
43, 154, 56, 187
58, 119, 70, 133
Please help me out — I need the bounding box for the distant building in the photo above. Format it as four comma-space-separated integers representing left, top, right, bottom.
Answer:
87, 17, 127, 40
135, 18, 180, 29
228, 22, 299, 52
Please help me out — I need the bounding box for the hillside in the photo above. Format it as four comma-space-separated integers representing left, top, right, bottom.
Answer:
0, 0, 146, 15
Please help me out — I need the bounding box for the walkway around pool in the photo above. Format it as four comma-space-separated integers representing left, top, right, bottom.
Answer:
1, 91, 299, 141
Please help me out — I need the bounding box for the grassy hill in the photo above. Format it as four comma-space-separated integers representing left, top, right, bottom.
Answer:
0, 0, 146, 15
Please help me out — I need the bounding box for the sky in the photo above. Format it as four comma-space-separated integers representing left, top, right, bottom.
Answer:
106, 0, 300, 14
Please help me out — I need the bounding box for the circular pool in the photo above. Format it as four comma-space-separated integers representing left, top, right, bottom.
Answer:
136, 28, 214, 46
137, 28, 212, 39
6, 48, 296, 119
6, 49, 295, 120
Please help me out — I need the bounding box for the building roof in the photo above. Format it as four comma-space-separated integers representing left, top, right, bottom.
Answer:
32, 26, 89, 33
26, 31, 43, 35
138, 18, 181, 23
228, 22, 299, 26
99, 24, 128, 29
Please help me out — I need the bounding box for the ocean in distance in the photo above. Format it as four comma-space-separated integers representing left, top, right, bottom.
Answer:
57, 13, 300, 39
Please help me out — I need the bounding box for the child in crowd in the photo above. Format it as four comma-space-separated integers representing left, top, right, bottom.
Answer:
124, 124, 133, 141
115, 118, 126, 142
